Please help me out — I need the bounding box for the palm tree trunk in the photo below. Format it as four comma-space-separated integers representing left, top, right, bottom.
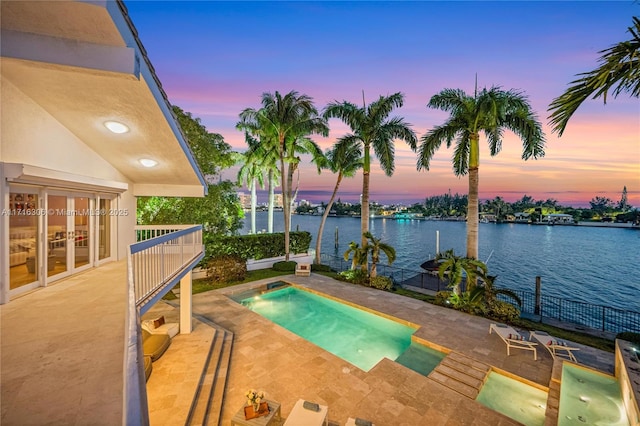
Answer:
268, 170, 275, 233
279, 148, 290, 261
361, 143, 371, 251
250, 179, 257, 234
316, 174, 342, 264
467, 134, 480, 261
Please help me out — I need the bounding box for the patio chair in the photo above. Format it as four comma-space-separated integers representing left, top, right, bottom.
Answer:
283, 399, 328, 426
530, 330, 579, 362
295, 263, 311, 277
489, 323, 538, 360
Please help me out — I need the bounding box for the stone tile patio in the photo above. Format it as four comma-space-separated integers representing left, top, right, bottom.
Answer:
164, 273, 615, 426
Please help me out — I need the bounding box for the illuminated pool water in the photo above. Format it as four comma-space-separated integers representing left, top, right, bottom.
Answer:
239, 286, 416, 371
395, 342, 446, 376
476, 371, 548, 426
559, 363, 629, 426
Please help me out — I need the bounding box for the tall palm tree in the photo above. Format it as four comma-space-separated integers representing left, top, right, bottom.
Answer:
236, 135, 265, 234
413, 86, 545, 259
549, 16, 640, 135
238, 91, 328, 260
435, 249, 487, 295
323, 92, 417, 251
243, 135, 280, 233
315, 141, 363, 264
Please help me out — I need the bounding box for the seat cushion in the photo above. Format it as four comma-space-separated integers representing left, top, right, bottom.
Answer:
142, 329, 170, 361
144, 355, 153, 381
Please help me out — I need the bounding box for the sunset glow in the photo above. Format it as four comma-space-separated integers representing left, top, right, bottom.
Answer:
127, 1, 640, 207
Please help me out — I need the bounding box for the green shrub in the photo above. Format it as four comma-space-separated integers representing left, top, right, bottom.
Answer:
311, 264, 333, 272
339, 269, 368, 285
434, 291, 452, 306
204, 231, 312, 263
616, 332, 640, 345
369, 276, 393, 290
485, 300, 521, 323
272, 261, 298, 272
206, 255, 247, 283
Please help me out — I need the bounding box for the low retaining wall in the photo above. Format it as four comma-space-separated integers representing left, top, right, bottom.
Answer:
192, 252, 314, 278
246, 253, 313, 271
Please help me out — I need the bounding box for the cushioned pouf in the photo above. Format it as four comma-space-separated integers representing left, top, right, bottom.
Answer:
144, 355, 153, 381
142, 329, 170, 361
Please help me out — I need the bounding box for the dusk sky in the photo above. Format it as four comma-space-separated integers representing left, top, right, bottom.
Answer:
127, 1, 639, 207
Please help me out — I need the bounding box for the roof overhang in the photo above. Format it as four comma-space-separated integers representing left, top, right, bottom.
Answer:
0, 0, 207, 197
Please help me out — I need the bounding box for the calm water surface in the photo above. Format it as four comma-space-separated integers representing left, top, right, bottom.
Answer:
241, 212, 640, 313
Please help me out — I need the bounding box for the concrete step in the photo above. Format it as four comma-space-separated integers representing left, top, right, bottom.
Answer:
184, 315, 234, 426
204, 330, 234, 426
185, 327, 223, 426
428, 370, 479, 399
428, 352, 491, 400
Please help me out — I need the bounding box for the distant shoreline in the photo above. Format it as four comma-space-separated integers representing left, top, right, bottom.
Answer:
292, 212, 640, 229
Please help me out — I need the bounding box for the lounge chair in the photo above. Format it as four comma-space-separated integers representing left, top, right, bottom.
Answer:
283, 399, 328, 426
295, 263, 311, 277
489, 323, 537, 360
530, 330, 579, 362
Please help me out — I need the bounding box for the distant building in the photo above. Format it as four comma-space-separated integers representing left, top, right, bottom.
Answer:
237, 192, 252, 209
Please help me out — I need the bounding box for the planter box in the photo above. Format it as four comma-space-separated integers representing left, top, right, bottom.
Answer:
247, 253, 313, 271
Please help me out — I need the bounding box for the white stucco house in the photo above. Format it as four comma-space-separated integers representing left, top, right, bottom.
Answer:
1, 1, 207, 424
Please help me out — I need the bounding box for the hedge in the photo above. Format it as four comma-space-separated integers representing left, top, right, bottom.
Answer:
204, 231, 312, 262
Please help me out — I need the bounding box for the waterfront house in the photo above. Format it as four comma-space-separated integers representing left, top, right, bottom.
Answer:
1, 1, 206, 424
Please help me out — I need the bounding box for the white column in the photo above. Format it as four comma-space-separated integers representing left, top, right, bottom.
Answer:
179, 270, 192, 334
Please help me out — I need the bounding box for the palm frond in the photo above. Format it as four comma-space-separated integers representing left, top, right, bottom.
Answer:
548, 16, 640, 135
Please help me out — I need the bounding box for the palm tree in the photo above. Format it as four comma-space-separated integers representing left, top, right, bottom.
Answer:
362, 231, 396, 279
343, 241, 367, 270
549, 17, 640, 135
236, 135, 265, 234
315, 141, 363, 264
414, 86, 545, 259
436, 249, 488, 295
323, 92, 417, 251
237, 91, 328, 260
244, 136, 280, 233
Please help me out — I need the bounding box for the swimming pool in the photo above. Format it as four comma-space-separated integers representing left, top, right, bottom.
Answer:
476, 371, 548, 426
558, 363, 629, 426
238, 285, 416, 371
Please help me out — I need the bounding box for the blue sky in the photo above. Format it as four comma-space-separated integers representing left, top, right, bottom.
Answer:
127, 1, 639, 206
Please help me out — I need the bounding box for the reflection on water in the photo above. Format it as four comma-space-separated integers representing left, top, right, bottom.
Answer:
242, 212, 640, 312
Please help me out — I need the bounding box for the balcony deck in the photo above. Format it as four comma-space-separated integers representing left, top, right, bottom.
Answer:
1, 260, 128, 425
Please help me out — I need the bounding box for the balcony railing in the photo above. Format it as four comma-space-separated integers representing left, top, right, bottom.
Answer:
124, 225, 204, 425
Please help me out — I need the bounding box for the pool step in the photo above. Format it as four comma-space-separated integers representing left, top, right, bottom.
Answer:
428, 352, 491, 399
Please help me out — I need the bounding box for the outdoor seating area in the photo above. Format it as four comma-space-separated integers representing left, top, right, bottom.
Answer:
295, 262, 311, 277
530, 330, 580, 362
489, 323, 538, 360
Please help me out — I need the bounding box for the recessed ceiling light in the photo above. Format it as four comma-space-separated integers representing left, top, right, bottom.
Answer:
139, 158, 158, 168
104, 121, 129, 134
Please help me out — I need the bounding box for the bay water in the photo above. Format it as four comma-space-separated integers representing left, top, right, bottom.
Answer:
241, 212, 640, 313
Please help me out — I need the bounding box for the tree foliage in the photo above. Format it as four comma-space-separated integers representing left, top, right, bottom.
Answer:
549, 16, 640, 135
137, 106, 243, 235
